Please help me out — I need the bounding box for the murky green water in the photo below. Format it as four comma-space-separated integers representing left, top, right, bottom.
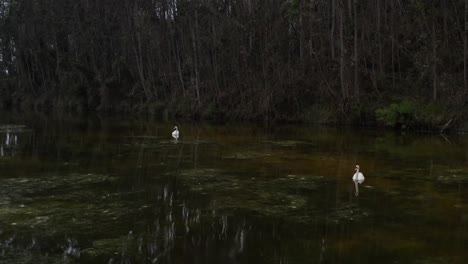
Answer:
0, 114, 467, 263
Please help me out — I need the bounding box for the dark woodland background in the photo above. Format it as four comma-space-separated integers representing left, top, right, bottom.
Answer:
1, 0, 468, 129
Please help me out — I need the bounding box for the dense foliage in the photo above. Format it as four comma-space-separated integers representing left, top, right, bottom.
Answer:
0, 0, 467, 128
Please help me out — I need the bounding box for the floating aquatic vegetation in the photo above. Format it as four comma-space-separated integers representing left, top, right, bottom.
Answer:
414, 257, 453, 264
0, 125, 29, 133
436, 174, 468, 184
0, 174, 117, 201
1, 117, 466, 263
327, 204, 371, 223
262, 140, 315, 148
0, 250, 68, 264
173, 168, 332, 220
169, 167, 374, 232
222, 152, 275, 160
0, 173, 156, 263
81, 236, 137, 263
125, 135, 163, 140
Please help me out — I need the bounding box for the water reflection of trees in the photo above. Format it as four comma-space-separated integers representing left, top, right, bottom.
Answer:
1, 166, 329, 263
0, 125, 28, 157
1, 118, 467, 263
0, 171, 253, 263
97, 181, 251, 263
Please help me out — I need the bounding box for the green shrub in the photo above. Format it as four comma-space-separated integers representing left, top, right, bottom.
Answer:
375, 99, 416, 128
415, 103, 447, 125
375, 98, 451, 129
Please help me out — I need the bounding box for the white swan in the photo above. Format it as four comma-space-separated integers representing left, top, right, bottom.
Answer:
172, 126, 179, 139
352, 165, 365, 182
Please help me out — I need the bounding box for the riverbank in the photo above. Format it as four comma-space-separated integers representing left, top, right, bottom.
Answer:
1, 93, 465, 133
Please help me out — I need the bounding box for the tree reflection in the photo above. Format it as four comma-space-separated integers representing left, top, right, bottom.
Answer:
0, 125, 25, 157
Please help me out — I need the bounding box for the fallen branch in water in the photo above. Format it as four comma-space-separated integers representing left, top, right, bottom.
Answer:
439, 118, 453, 133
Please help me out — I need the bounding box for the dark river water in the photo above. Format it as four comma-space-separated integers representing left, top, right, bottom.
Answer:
0, 114, 467, 263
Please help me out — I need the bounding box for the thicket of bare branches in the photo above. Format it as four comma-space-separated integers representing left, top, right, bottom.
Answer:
0, 0, 467, 125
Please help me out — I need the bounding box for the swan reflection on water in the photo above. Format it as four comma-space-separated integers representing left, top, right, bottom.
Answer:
353, 178, 365, 196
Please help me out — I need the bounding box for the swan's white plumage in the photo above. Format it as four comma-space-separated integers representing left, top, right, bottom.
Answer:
172, 126, 179, 139
352, 165, 365, 181
353, 172, 365, 181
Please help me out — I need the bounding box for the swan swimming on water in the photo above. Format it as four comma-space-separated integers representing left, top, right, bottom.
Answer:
352, 165, 365, 181
172, 126, 179, 139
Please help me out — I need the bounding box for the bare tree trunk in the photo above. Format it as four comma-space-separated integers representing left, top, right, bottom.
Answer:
331, 0, 335, 60
190, 10, 201, 103
377, 0, 383, 74
432, 21, 437, 101
54, 35, 60, 79
95, 69, 109, 110
299, 0, 304, 64
370, 56, 380, 93
354, 0, 359, 99
391, 3, 395, 90
339, 4, 346, 98
148, 50, 159, 100
465, 0, 467, 90
132, 32, 150, 99
348, 0, 352, 18
442, 0, 448, 47
211, 22, 220, 98
175, 40, 186, 98
25, 55, 36, 95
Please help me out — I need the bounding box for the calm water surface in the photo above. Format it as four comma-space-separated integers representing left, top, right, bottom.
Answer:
0, 114, 467, 263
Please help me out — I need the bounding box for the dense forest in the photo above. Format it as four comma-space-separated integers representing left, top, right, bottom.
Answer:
1, 0, 468, 129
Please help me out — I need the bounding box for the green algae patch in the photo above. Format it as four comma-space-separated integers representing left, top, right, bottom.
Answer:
173, 168, 331, 219
328, 204, 371, 223
0, 174, 117, 200
436, 174, 468, 184
0, 251, 70, 264
172, 167, 373, 228
0, 173, 119, 231
81, 236, 138, 263
0, 124, 29, 133
0, 173, 154, 263
414, 257, 453, 264
261, 140, 315, 148
222, 152, 275, 160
